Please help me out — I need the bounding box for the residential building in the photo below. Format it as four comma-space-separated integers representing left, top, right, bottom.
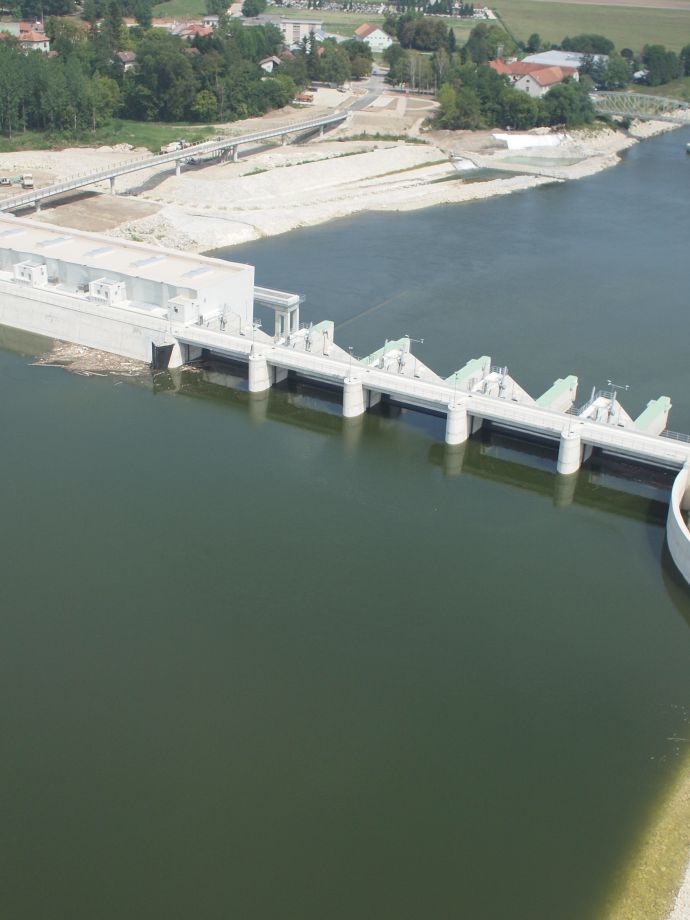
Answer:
489, 59, 578, 97
354, 22, 392, 52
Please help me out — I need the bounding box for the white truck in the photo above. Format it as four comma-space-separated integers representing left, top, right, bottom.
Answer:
21, 173, 34, 189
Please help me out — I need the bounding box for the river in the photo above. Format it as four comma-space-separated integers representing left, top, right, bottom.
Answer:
2, 127, 690, 920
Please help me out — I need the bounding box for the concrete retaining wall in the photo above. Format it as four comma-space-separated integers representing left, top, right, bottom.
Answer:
666, 465, 690, 586
0, 280, 173, 364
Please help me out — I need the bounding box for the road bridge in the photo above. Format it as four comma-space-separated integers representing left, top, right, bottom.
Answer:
591, 92, 690, 123
0, 111, 350, 214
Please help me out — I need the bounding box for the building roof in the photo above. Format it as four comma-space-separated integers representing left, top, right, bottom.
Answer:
523, 50, 608, 69
0, 214, 251, 292
489, 59, 576, 81
354, 22, 381, 38
116, 50, 136, 63
259, 55, 281, 65
20, 31, 49, 42
526, 65, 575, 86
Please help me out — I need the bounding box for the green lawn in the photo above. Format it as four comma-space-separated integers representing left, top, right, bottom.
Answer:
152, 0, 206, 18
0, 120, 217, 154
636, 74, 690, 101
494, 0, 690, 53
271, 7, 385, 37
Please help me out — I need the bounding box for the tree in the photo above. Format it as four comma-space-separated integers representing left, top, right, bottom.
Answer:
191, 89, 218, 120
681, 44, 690, 76
561, 33, 614, 55
542, 78, 595, 126
642, 44, 681, 85
318, 43, 350, 85
462, 23, 516, 64
241, 0, 266, 17
601, 54, 631, 90
526, 33, 541, 54
453, 86, 483, 128
89, 73, 120, 128
350, 56, 371, 79
135, 30, 198, 120
384, 43, 410, 84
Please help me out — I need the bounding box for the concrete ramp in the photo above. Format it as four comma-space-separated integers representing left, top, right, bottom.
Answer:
536, 376, 578, 413
473, 366, 534, 405
635, 397, 672, 436
446, 356, 491, 392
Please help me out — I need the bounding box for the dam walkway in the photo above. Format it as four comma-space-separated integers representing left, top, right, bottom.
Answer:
175, 319, 690, 476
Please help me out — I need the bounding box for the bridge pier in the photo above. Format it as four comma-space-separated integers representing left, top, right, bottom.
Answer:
175, 161, 181, 177
109, 176, 116, 195
248, 352, 271, 393
445, 400, 469, 445
557, 429, 587, 476
319, 125, 325, 138
232, 146, 239, 162
35, 200, 41, 213
343, 377, 366, 418
282, 134, 289, 146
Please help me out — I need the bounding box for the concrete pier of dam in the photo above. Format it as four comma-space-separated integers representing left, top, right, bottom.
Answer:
1, 211, 690, 585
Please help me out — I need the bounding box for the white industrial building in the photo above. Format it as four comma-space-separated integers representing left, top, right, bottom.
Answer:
0, 215, 256, 367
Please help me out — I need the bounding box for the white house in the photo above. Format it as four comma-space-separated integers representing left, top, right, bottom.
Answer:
354, 23, 392, 53
514, 66, 578, 98
259, 55, 281, 73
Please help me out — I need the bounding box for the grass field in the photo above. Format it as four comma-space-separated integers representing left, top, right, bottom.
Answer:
265, 7, 478, 39
494, 0, 690, 52
152, 0, 205, 18
637, 74, 690, 99
0, 120, 217, 154
150, 0, 689, 51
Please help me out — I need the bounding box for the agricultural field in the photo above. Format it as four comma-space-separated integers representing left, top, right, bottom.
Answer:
494, 0, 690, 52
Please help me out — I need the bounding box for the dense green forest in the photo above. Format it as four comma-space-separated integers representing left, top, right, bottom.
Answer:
0, 12, 309, 137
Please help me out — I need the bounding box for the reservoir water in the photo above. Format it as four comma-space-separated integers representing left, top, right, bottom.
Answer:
2, 127, 690, 920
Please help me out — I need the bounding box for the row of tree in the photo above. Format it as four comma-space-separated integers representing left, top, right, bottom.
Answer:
0, 14, 311, 136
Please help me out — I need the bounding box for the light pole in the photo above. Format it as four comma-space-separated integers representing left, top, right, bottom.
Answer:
347, 345, 354, 379
250, 319, 262, 356
606, 379, 630, 424
404, 334, 424, 378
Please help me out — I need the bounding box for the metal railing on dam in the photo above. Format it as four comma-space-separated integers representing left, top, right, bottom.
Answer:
177, 320, 690, 589
174, 324, 690, 471
0, 111, 350, 213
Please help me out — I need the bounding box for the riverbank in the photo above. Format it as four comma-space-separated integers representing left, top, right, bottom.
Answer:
604, 747, 690, 920
0, 88, 676, 254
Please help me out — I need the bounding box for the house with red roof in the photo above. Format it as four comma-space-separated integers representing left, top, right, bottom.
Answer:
489, 59, 578, 97
354, 22, 392, 53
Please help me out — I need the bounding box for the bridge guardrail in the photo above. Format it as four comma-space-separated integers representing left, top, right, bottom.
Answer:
0, 111, 349, 212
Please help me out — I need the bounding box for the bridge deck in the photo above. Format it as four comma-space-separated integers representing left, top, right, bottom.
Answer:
176, 325, 690, 470
0, 112, 349, 213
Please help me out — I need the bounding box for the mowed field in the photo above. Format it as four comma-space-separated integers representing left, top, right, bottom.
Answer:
495, 0, 690, 51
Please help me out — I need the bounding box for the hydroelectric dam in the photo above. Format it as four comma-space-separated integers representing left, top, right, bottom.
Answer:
1, 212, 690, 584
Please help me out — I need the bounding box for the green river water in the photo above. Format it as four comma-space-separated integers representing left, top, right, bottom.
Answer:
2, 127, 690, 920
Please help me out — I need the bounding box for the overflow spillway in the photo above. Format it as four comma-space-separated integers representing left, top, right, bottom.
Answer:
2, 212, 690, 585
